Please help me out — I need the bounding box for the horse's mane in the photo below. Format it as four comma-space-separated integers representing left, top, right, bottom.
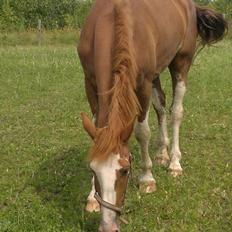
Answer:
89, 0, 140, 162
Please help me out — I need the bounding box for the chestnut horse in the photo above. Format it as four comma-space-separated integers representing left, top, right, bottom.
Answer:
78, 0, 227, 231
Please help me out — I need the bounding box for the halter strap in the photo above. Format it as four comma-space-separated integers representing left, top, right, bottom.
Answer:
94, 192, 122, 214
94, 155, 132, 216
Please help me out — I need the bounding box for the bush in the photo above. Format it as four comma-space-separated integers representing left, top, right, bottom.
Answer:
0, 0, 21, 31
209, 0, 232, 19
0, 0, 231, 33
0, 0, 93, 31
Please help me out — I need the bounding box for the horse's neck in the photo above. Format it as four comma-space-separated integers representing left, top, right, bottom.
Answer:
96, 95, 112, 128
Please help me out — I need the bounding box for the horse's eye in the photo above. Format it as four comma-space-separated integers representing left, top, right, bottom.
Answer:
120, 168, 129, 176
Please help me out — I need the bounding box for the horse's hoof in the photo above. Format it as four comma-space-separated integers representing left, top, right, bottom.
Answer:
85, 199, 100, 212
139, 180, 156, 193
169, 169, 182, 177
155, 155, 170, 167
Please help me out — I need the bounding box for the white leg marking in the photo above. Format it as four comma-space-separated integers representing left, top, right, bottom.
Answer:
135, 111, 156, 193
169, 80, 186, 177
92, 114, 96, 124
152, 88, 170, 166
85, 177, 100, 212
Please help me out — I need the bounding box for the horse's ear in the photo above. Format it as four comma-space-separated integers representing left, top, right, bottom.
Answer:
121, 116, 136, 142
81, 112, 96, 139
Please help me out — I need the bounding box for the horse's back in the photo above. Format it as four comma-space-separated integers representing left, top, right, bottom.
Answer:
78, 0, 198, 77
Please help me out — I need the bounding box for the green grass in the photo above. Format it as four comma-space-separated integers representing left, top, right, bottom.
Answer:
0, 41, 232, 232
0, 29, 79, 47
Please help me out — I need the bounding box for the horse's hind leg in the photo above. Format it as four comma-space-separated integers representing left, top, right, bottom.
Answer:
168, 55, 191, 177
152, 77, 170, 166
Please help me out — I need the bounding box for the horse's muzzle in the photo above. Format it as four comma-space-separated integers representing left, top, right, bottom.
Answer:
98, 222, 120, 232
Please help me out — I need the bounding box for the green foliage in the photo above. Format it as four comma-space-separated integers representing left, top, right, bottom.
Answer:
0, 0, 93, 31
0, 0, 20, 31
194, 0, 211, 5
0, 0, 232, 31
0, 0, 231, 33
195, 0, 232, 19
210, 0, 232, 19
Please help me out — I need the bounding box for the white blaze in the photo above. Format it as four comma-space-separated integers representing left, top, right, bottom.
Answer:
90, 154, 121, 225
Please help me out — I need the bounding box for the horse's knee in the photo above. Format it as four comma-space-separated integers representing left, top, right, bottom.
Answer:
135, 122, 151, 143
171, 81, 186, 121
171, 105, 184, 122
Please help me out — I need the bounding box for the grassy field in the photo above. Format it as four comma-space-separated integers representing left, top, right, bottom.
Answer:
0, 41, 232, 232
0, 30, 80, 47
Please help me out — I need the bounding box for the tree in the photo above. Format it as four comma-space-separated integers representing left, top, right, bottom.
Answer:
0, 0, 19, 31
0, 0, 93, 30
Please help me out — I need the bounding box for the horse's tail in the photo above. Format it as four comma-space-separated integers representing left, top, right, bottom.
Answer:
196, 6, 228, 45
108, 0, 140, 136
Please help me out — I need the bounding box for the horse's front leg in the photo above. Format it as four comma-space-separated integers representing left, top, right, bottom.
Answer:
135, 80, 156, 193
85, 176, 100, 212
85, 115, 100, 213
135, 110, 156, 193
83, 77, 100, 212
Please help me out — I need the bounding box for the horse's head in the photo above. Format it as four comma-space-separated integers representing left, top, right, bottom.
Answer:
81, 113, 134, 232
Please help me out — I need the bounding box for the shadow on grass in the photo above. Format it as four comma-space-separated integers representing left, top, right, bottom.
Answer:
31, 146, 100, 231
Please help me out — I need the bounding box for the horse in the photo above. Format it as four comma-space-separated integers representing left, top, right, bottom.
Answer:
78, 0, 227, 231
